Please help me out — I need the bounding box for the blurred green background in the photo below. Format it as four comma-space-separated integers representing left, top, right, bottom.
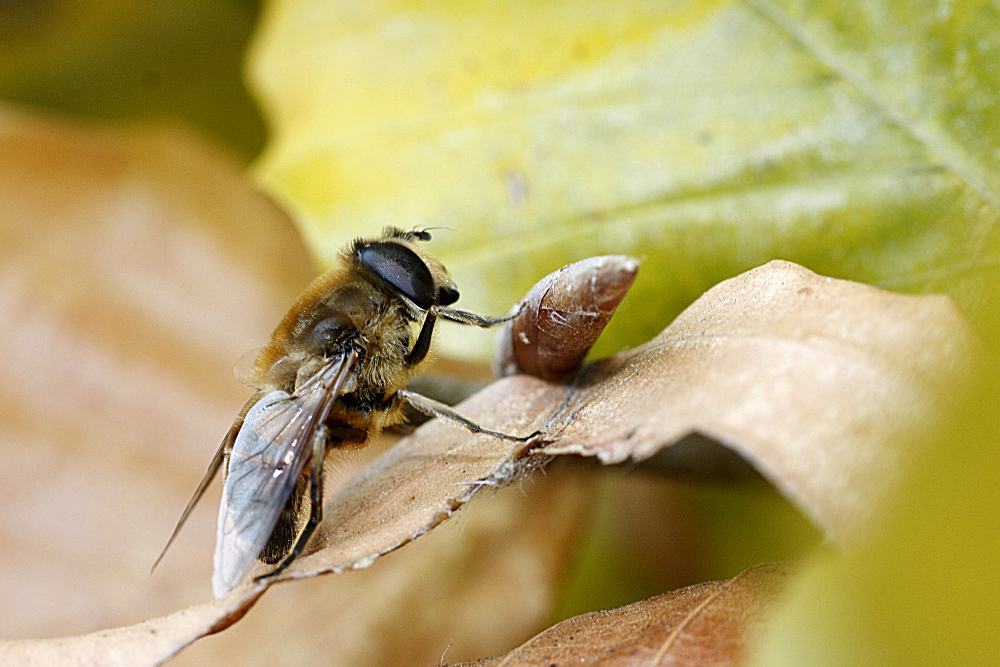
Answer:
0, 0, 266, 159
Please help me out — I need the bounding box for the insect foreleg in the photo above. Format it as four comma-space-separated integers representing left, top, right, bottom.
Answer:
397, 389, 539, 443
430, 301, 525, 329
407, 300, 526, 367
257, 425, 331, 583
404, 312, 437, 367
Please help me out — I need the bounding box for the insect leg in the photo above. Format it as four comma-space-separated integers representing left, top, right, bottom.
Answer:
430, 301, 526, 328
404, 312, 437, 367
257, 424, 331, 582
397, 388, 539, 443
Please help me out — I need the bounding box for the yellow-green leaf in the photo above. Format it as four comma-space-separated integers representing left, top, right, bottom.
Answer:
249, 0, 1000, 360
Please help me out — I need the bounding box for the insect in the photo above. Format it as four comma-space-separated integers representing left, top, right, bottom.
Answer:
153, 227, 533, 597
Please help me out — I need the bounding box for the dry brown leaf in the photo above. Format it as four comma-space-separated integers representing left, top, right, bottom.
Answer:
539, 261, 979, 544
173, 459, 592, 667
0, 586, 264, 667
456, 562, 791, 667
262, 260, 974, 592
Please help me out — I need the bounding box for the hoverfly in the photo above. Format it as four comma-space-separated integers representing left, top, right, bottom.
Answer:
154, 227, 532, 597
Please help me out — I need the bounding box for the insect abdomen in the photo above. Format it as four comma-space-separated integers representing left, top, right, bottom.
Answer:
258, 474, 307, 564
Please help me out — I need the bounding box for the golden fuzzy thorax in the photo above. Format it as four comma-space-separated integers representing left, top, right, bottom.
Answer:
242, 229, 452, 438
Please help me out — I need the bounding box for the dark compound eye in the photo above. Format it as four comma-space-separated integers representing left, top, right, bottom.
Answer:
438, 284, 459, 305
357, 241, 436, 309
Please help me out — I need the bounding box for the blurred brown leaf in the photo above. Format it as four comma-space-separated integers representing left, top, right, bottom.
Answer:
456, 562, 791, 667
0, 104, 314, 640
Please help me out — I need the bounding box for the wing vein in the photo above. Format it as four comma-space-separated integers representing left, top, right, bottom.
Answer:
212, 352, 357, 597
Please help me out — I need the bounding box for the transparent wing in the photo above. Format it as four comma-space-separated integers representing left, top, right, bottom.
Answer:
212, 353, 356, 597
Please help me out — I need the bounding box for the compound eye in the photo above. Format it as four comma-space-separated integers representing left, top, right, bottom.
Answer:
438, 284, 459, 306
357, 241, 436, 309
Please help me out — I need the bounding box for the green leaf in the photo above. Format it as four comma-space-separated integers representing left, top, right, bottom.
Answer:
248, 0, 1000, 360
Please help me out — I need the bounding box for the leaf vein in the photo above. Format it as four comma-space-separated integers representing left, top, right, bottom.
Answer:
650, 566, 756, 665
745, 0, 1000, 238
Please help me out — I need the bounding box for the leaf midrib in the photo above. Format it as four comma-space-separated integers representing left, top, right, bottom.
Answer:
745, 0, 1000, 236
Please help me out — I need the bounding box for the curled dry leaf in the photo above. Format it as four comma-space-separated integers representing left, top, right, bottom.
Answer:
493, 256, 639, 380
0, 586, 264, 667
266, 260, 975, 593
540, 261, 979, 545
174, 459, 592, 667
280, 378, 563, 580
455, 561, 792, 667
